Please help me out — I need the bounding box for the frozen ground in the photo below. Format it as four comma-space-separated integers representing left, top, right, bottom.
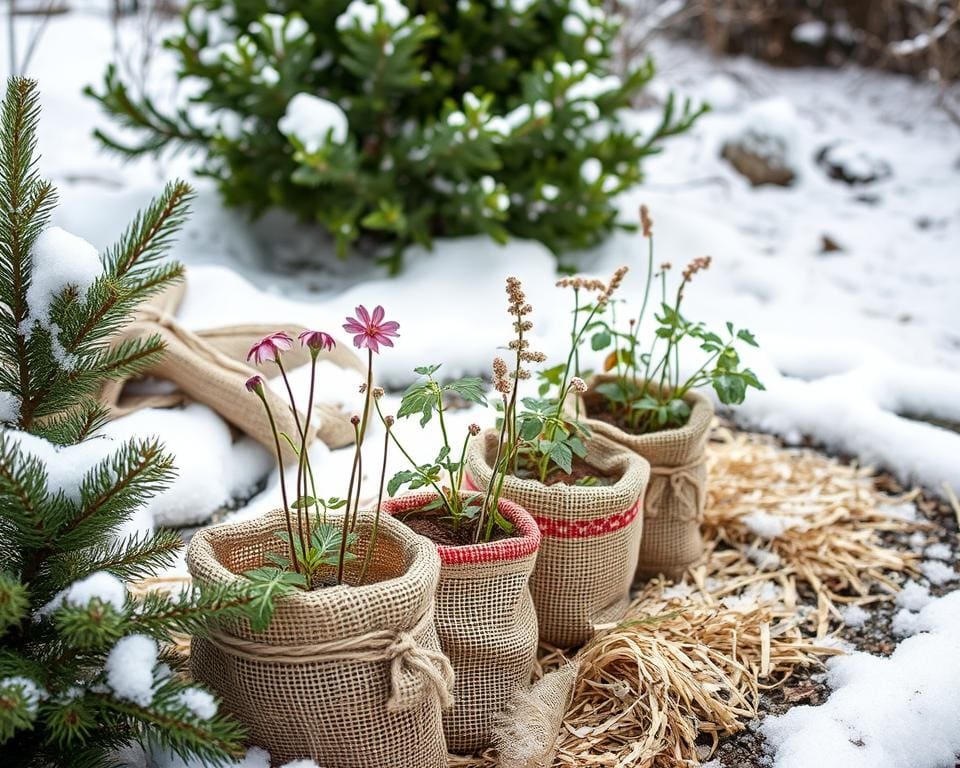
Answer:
4, 5, 960, 766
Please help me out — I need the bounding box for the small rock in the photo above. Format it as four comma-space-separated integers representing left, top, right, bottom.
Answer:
722, 99, 799, 187
817, 141, 892, 185
820, 234, 844, 253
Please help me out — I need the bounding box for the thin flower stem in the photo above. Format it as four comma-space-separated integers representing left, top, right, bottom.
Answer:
339, 420, 362, 585
348, 349, 375, 532
295, 356, 318, 555
375, 401, 452, 515
256, 392, 299, 574
276, 356, 307, 553
358, 427, 390, 585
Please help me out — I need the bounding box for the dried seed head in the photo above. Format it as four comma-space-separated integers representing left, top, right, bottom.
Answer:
520, 350, 546, 363
359, 383, 368, 394
493, 356, 511, 394
640, 204, 653, 238
659, 262, 672, 272
384, 415, 395, 428
372, 386, 385, 400
682, 255, 712, 282
468, 423, 481, 436
515, 369, 531, 380
570, 376, 587, 393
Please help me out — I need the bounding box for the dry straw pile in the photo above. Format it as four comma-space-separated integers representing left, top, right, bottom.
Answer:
139, 427, 924, 767
457, 427, 922, 767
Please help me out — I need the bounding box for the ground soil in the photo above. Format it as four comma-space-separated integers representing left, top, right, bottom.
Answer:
402, 510, 515, 547
513, 453, 616, 487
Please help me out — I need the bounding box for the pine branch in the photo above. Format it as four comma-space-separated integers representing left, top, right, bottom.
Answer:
103, 180, 193, 278
32, 400, 111, 447
49, 529, 183, 586
0, 432, 55, 553
57, 438, 175, 551
131, 583, 256, 639
0, 79, 57, 428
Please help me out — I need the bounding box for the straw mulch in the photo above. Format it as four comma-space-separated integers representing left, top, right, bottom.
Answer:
137, 427, 924, 768
456, 427, 923, 768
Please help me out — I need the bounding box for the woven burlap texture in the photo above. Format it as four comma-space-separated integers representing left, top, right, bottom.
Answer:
187, 509, 451, 767
465, 430, 649, 648
98, 279, 364, 458
579, 374, 714, 580
492, 661, 580, 768
382, 492, 541, 755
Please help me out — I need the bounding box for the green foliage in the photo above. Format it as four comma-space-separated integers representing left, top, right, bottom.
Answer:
0, 78, 279, 766
385, 364, 494, 535
589, 231, 765, 433
87, 0, 705, 270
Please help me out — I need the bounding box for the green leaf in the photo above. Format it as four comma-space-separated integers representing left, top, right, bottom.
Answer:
444, 377, 488, 406
414, 364, 441, 376
244, 567, 306, 632
737, 328, 759, 347
591, 330, 611, 351
548, 442, 574, 474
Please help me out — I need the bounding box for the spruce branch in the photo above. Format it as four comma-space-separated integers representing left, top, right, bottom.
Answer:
58, 438, 175, 550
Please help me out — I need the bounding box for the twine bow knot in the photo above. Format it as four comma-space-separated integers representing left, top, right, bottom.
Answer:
384, 628, 455, 712
644, 457, 706, 522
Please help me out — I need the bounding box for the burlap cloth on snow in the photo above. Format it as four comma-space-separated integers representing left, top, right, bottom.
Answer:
465, 431, 649, 648
98, 279, 364, 460
382, 492, 542, 755
579, 374, 714, 580
187, 509, 452, 767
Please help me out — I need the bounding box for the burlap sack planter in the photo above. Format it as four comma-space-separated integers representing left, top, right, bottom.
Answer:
381, 491, 541, 754
578, 374, 714, 580
465, 430, 649, 648
187, 509, 452, 767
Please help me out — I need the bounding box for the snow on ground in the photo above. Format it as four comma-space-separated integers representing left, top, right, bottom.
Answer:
5, 8, 960, 533
761, 590, 960, 768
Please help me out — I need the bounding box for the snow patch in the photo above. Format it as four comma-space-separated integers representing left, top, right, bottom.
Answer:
742, 510, 804, 539
840, 604, 869, 629
279, 93, 349, 151
40, 570, 127, 617
920, 559, 957, 586
24, 226, 101, 333
106, 634, 159, 707
762, 590, 960, 768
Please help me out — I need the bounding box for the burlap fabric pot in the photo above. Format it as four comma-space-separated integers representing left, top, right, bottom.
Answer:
578, 374, 714, 580
382, 491, 540, 754
465, 431, 649, 648
187, 509, 452, 767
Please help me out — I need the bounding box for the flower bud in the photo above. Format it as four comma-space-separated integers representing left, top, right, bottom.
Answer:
245, 375, 265, 395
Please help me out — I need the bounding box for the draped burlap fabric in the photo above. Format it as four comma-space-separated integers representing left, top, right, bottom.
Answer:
465, 431, 648, 648
578, 374, 714, 580
187, 509, 451, 767
493, 661, 580, 768
382, 492, 541, 755
98, 279, 364, 460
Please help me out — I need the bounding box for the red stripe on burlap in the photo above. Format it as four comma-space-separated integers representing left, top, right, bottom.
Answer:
463, 474, 641, 540
380, 491, 540, 566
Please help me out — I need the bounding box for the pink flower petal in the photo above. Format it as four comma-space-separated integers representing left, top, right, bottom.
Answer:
371, 305, 385, 325
355, 305, 371, 325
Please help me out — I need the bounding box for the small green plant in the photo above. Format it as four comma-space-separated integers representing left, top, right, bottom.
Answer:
86, 0, 705, 271
588, 206, 765, 433
380, 364, 496, 536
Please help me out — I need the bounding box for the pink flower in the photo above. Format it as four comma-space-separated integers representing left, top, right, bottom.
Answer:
245, 375, 265, 394
247, 332, 293, 365
298, 330, 336, 352
342, 305, 399, 354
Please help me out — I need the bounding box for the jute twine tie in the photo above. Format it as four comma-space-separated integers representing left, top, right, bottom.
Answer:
645, 457, 706, 521
208, 609, 455, 712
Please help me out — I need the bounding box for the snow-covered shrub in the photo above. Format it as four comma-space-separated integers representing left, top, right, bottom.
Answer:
87, 0, 704, 270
